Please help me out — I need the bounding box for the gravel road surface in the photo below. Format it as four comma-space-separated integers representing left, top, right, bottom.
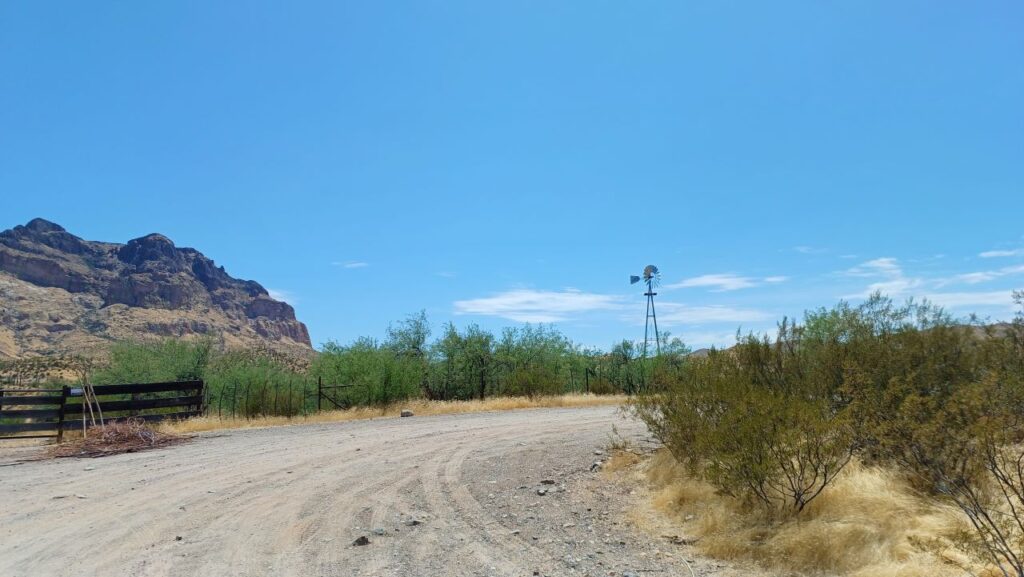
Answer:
0, 407, 730, 577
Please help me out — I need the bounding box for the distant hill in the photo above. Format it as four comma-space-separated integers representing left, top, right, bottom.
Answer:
0, 218, 311, 359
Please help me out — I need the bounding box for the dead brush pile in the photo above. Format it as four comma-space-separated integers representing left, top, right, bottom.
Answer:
48, 418, 187, 458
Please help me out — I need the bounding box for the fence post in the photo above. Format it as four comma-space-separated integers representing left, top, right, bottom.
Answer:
198, 380, 206, 415
317, 376, 322, 412
244, 381, 251, 420
56, 386, 69, 443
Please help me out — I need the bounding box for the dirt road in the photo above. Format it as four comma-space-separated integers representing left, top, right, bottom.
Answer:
0, 407, 725, 577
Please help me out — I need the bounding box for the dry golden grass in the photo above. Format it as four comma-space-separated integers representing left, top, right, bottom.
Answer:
158, 393, 625, 435
631, 449, 978, 577
602, 449, 644, 473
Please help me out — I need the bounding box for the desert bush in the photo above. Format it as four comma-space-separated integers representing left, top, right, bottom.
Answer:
636, 319, 855, 515
861, 295, 1024, 575
92, 339, 213, 385
78, 313, 651, 421
641, 450, 964, 577
204, 350, 310, 418
86, 339, 311, 419
312, 336, 422, 406
493, 325, 572, 397
639, 291, 1024, 575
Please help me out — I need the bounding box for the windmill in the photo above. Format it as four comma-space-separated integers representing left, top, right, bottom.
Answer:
631, 265, 661, 357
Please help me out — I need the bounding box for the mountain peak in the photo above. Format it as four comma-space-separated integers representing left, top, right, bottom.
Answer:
23, 218, 66, 233
118, 233, 180, 268
0, 220, 311, 359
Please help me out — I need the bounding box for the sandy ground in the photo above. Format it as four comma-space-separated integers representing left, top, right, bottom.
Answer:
0, 407, 737, 577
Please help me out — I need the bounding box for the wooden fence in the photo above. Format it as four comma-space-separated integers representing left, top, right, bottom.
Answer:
0, 388, 67, 441
0, 380, 205, 442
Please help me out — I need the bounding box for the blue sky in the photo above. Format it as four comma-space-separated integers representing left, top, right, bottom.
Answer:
2, 1, 1022, 350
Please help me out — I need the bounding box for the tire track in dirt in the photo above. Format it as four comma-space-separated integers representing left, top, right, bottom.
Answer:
0, 407, 731, 577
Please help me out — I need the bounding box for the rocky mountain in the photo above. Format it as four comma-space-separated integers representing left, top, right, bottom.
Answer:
0, 218, 311, 359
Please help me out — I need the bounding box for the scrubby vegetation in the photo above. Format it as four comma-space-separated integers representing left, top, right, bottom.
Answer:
11, 291, 1024, 575
312, 313, 652, 407
634, 291, 1024, 576
2, 312, 655, 420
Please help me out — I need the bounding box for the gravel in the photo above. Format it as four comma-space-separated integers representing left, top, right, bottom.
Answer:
0, 407, 736, 577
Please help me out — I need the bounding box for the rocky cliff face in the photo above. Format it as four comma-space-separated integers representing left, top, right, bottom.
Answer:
0, 219, 311, 359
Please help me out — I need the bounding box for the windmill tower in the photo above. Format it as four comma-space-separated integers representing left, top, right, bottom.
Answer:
631, 265, 661, 357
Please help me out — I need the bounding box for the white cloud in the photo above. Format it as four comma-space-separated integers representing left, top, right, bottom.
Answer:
436, 271, 457, 278
675, 330, 744, 349
954, 272, 1000, 284
946, 265, 1024, 286
656, 303, 775, 324
844, 257, 1019, 312
980, 249, 1024, 258
843, 258, 925, 297
866, 277, 924, 296
267, 288, 296, 305
669, 274, 757, 291
453, 289, 623, 323
794, 246, 827, 254
845, 257, 902, 278
333, 261, 369, 269
667, 273, 788, 292
924, 291, 1016, 309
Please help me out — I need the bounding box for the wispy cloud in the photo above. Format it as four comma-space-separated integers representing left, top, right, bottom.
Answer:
980, 249, 1024, 258
924, 291, 1016, 309
674, 330, 744, 349
844, 257, 1019, 312
656, 303, 775, 324
453, 289, 623, 323
667, 273, 788, 292
845, 257, 902, 278
332, 260, 369, 269
794, 246, 828, 254
946, 264, 1024, 285
267, 288, 296, 305
843, 257, 923, 297
435, 271, 457, 278
669, 274, 757, 291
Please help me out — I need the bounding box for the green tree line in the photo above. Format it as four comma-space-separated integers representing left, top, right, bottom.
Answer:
23, 312, 673, 419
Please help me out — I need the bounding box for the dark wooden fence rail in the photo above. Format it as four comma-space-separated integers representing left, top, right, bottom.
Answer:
0, 388, 67, 441
0, 380, 204, 442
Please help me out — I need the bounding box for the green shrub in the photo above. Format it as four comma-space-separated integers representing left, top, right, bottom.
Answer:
638, 291, 1024, 575
92, 339, 212, 385
636, 320, 855, 515
311, 337, 422, 407
204, 350, 310, 418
